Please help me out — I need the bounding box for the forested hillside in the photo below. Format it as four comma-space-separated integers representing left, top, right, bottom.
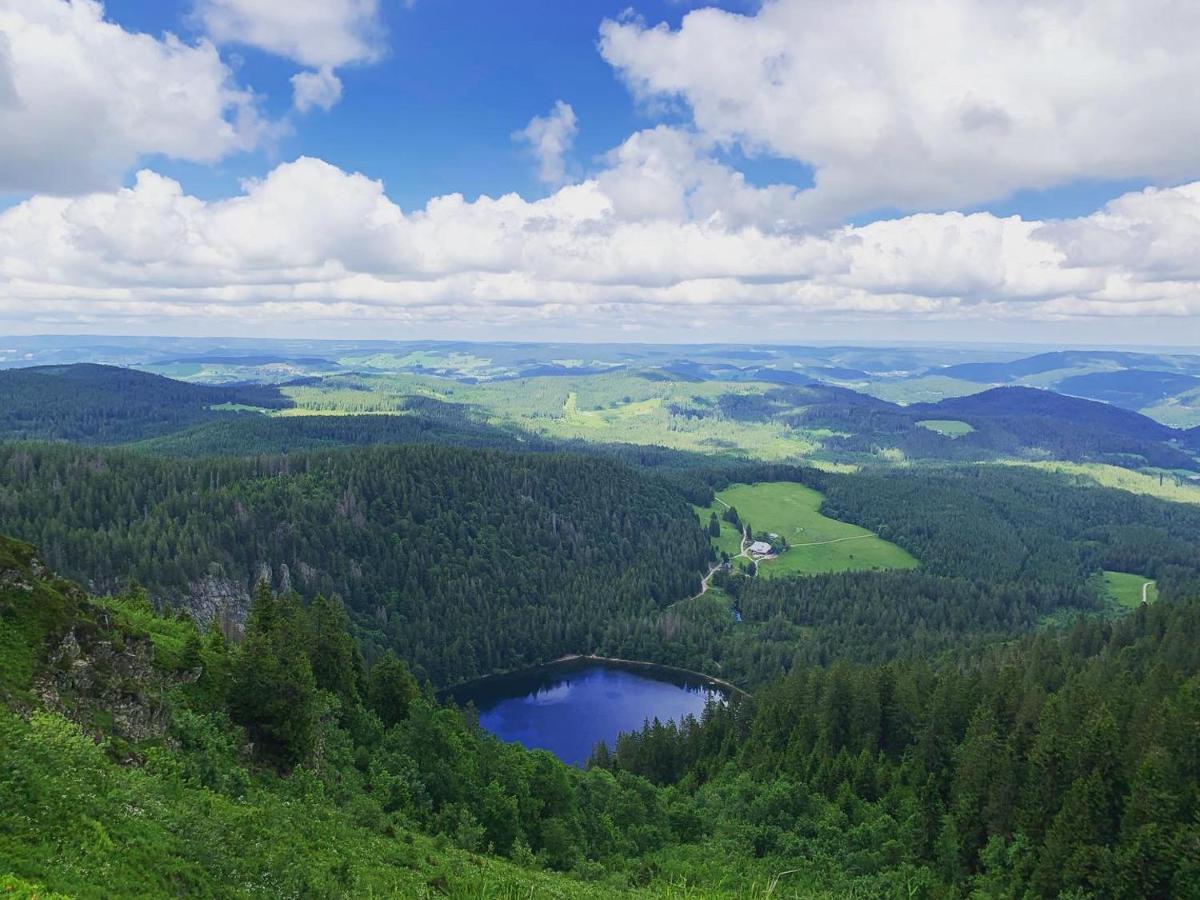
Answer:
819, 465, 1200, 585
824, 387, 1197, 470
5, 362, 1199, 475
1056, 368, 1200, 409
0, 364, 290, 443
3, 533, 1199, 897
598, 465, 1200, 686
675, 382, 1198, 470
607, 597, 1200, 898
0, 443, 709, 685
130, 404, 547, 456
9, 439, 1200, 691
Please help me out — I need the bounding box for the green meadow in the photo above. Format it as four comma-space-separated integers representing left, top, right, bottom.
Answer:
1102, 571, 1158, 608
916, 419, 975, 437
697, 482, 918, 577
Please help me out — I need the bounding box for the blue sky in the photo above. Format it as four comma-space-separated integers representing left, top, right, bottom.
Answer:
95, 0, 1137, 219
99, 1, 752, 208
1, 0, 1198, 343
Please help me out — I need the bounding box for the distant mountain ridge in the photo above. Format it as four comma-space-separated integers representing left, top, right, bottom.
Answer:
934, 350, 1200, 383
910, 385, 1174, 437
1055, 369, 1200, 409
1, 362, 1197, 472
0, 364, 291, 443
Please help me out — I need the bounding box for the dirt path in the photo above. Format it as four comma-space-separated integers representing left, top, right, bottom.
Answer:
1143, 580, 1154, 604
789, 533, 874, 548
669, 562, 723, 609
669, 525, 752, 610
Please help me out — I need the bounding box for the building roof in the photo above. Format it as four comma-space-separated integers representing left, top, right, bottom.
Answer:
749, 541, 772, 554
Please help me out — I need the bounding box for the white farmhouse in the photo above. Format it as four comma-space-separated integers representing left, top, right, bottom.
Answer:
748, 540, 773, 556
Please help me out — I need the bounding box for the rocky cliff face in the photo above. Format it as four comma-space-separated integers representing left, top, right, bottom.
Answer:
185, 572, 251, 638
180, 561, 304, 637
34, 615, 199, 744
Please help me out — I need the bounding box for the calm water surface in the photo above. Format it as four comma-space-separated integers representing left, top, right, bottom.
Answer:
448, 660, 725, 766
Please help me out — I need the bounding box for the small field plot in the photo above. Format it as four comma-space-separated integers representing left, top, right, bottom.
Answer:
1102, 571, 1158, 608
693, 503, 745, 558
917, 419, 975, 437
697, 482, 917, 577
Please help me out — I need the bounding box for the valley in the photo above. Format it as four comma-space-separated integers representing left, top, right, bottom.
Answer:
8, 3, 1200, 895
3, 339, 1200, 897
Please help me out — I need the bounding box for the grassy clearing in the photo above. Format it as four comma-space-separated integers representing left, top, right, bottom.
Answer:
1102, 571, 1157, 608
1040, 571, 1159, 629
697, 482, 917, 577
207, 402, 270, 413
916, 419, 974, 437
996, 460, 1200, 505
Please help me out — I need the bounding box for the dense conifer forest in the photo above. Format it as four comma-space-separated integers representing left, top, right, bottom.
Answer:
6, 441, 1200, 692
3, 533, 1199, 897
5, 362, 1200, 896
0, 365, 291, 443
0, 442, 710, 685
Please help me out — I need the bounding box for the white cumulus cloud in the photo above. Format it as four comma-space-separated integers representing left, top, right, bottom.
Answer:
513, 100, 579, 187
195, 0, 384, 68
599, 0, 1200, 220
196, 0, 386, 114
0, 0, 269, 194
4, 153, 1200, 337
291, 66, 343, 113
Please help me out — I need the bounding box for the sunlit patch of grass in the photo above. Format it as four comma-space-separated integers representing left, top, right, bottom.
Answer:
696, 482, 917, 577
916, 419, 974, 437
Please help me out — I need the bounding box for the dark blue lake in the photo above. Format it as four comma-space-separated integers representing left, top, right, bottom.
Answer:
447, 659, 726, 766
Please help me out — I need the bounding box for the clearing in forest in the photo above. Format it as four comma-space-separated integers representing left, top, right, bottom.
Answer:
695, 482, 918, 577
916, 419, 975, 437
1101, 571, 1158, 608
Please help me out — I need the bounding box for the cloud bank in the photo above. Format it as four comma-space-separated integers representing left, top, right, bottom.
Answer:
3, 0, 1199, 340
3, 145, 1198, 335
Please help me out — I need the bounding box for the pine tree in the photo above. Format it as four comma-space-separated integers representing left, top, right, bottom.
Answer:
308, 594, 361, 708
367, 652, 420, 728
181, 630, 203, 671
229, 582, 319, 765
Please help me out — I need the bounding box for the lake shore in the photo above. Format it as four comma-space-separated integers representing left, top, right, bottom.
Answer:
550, 653, 750, 697
440, 654, 750, 700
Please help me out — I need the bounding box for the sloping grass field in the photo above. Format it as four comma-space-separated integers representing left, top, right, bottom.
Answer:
916, 419, 974, 437
697, 482, 918, 577
1102, 571, 1158, 608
